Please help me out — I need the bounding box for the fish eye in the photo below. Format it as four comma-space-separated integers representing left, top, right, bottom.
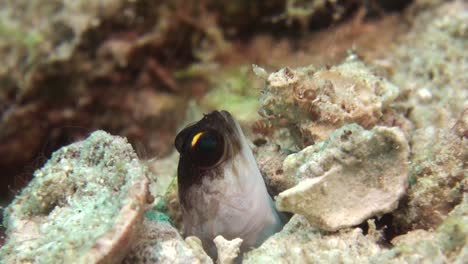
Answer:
189, 129, 224, 168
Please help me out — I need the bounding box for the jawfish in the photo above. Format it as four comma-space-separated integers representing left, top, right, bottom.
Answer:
174, 110, 284, 257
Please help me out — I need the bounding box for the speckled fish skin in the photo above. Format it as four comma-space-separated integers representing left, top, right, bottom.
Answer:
175, 110, 284, 257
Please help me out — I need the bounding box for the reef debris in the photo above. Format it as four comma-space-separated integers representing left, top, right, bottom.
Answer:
258, 57, 404, 146
245, 196, 468, 263
373, 195, 468, 263
214, 236, 243, 264
276, 124, 409, 231
253, 142, 294, 196
123, 220, 212, 264
389, 0, 468, 130
0, 131, 150, 263
0, 0, 222, 197
243, 214, 382, 263
393, 123, 467, 232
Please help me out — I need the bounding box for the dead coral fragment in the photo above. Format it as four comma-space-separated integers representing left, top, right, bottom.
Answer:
254, 143, 294, 195
259, 57, 400, 142
373, 195, 468, 263
276, 124, 409, 231
123, 220, 212, 264
214, 236, 243, 264
390, 1, 468, 129
393, 124, 467, 232
0, 131, 150, 263
243, 214, 382, 263
245, 196, 468, 263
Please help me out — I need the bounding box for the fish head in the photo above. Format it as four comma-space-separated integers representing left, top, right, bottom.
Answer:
174, 110, 244, 207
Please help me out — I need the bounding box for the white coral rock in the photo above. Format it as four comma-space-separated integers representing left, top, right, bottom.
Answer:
214, 235, 243, 264
276, 124, 409, 231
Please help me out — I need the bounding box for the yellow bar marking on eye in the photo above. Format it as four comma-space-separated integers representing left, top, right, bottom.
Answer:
191, 132, 204, 147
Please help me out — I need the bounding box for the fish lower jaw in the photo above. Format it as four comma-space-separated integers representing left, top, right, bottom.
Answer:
183, 182, 277, 250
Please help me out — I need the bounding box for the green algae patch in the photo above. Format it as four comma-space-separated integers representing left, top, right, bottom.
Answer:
200, 66, 261, 124
145, 210, 172, 225
155, 177, 183, 230
0, 131, 150, 263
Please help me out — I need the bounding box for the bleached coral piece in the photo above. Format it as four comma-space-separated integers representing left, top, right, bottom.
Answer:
123, 221, 213, 264
259, 57, 400, 142
276, 124, 409, 231
243, 214, 382, 263
1, 131, 150, 263
213, 235, 243, 264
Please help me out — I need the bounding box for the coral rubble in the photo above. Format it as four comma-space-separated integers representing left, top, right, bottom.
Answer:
243, 214, 382, 263
0, 131, 150, 263
389, 0, 467, 129
244, 197, 468, 263
0, 0, 190, 197
385, 0, 468, 235
276, 124, 409, 231
213, 236, 243, 264
253, 143, 294, 195
123, 220, 212, 264
393, 125, 467, 232
373, 196, 468, 263
1, 0, 467, 263
258, 57, 402, 145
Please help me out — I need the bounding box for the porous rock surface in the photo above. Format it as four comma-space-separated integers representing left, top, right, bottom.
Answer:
243, 214, 382, 263
393, 124, 467, 232
253, 143, 293, 196
214, 235, 243, 264
373, 196, 468, 264
0, 0, 186, 196
245, 197, 468, 264
123, 220, 212, 264
389, 0, 468, 130
0, 131, 150, 263
258, 57, 401, 143
276, 124, 409, 231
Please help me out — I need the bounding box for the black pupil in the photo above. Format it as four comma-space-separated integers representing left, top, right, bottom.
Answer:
190, 130, 224, 168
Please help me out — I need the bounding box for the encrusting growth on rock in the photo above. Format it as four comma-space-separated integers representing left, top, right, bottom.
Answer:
277, 124, 410, 231
123, 220, 212, 263
258, 56, 404, 144
0, 131, 150, 263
